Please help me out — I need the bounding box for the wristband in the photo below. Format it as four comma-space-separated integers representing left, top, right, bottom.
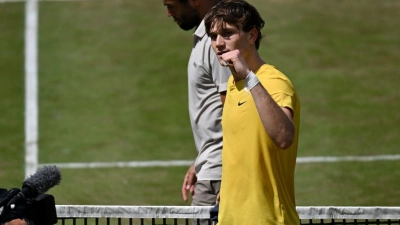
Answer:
244, 71, 260, 90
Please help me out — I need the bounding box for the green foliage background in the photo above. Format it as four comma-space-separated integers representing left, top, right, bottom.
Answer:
1, 0, 399, 206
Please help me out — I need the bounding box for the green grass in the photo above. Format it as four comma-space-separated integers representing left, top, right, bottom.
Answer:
0, 2, 25, 182
0, 0, 399, 207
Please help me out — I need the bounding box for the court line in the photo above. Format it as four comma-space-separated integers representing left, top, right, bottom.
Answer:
40, 154, 400, 169
24, 0, 39, 178
40, 160, 195, 169
296, 154, 400, 163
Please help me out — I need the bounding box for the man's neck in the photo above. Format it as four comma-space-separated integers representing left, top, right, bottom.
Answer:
247, 53, 266, 73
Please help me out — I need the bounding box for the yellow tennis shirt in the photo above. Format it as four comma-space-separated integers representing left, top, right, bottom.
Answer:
218, 64, 300, 225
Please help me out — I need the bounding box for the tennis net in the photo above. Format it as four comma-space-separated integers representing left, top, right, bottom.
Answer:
55, 205, 400, 225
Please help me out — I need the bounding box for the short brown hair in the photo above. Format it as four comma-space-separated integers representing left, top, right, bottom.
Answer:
204, 0, 265, 49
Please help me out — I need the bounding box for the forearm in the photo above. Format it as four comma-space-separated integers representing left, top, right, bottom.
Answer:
4, 219, 27, 225
250, 82, 295, 149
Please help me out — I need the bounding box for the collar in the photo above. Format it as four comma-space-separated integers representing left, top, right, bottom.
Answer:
193, 20, 206, 40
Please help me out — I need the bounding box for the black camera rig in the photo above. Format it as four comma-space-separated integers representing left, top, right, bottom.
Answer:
0, 188, 57, 225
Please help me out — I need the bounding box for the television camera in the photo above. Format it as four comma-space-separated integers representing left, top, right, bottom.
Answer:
0, 166, 61, 225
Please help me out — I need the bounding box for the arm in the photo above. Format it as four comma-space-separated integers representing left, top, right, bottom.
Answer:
181, 163, 197, 201
221, 49, 295, 149
5, 219, 27, 225
250, 83, 295, 149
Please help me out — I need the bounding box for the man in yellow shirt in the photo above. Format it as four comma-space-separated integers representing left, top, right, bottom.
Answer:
204, 0, 301, 224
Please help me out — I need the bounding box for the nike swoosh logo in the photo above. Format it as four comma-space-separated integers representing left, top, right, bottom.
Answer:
238, 101, 247, 106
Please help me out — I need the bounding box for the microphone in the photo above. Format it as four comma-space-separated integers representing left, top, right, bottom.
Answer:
7, 165, 62, 208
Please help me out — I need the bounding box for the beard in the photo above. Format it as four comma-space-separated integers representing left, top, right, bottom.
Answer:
176, 8, 201, 31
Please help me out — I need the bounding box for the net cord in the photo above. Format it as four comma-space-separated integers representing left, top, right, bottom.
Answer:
53, 206, 400, 220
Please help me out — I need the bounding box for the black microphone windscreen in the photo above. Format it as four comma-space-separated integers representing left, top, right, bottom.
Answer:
23, 165, 62, 194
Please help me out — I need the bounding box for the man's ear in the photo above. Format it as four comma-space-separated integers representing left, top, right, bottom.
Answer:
188, 0, 199, 7
248, 27, 259, 45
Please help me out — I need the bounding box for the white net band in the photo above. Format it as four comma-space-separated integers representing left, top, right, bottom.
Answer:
54, 205, 400, 220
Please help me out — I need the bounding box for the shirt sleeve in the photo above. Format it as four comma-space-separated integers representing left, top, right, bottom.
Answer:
259, 70, 297, 113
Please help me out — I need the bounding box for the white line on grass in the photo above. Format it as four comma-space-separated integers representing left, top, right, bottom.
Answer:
24, 0, 39, 178
40, 154, 400, 169
40, 160, 195, 169
296, 154, 400, 163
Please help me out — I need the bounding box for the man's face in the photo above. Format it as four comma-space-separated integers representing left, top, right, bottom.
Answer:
208, 22, 250, 64
162, 0, 201, 31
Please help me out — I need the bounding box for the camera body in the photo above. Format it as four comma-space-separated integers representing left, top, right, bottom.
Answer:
0, 189, 57, 225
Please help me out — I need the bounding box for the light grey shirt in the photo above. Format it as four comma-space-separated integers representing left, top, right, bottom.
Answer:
188, 20, 231, 180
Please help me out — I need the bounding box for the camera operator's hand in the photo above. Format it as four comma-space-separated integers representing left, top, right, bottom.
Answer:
4, 219, 26, 225
1, 199, 33, 225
